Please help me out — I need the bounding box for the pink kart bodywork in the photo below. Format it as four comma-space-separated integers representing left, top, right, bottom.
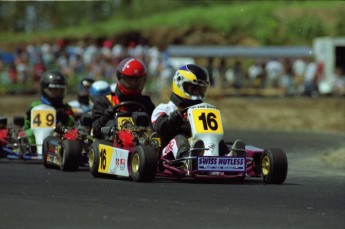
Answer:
156, 144, 264, 180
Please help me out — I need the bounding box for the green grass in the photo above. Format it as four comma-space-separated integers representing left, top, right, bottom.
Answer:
0, 1, 344, 49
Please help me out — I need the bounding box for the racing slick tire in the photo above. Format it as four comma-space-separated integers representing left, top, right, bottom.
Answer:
89, 140, 111, 178
261, 148, 288, 184
130, 145, 157, 182
60, 140, 82, 171
42, 136, 56, 169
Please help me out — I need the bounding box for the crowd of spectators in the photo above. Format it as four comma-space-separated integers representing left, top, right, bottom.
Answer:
206, 56, 345, 97
0, 39, 173, 95
0, 38, 344, 97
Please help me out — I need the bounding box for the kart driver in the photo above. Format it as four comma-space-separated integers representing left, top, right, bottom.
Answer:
151, 64, 245, 160
24, 70, 75, 145
88, 80, 112, 102
91, 58, 155, 139
68, 77, 95, 120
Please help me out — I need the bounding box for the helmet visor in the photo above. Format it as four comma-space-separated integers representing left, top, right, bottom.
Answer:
44, 84, 66, 98
183, 82, 208, 97
78, 87, 89, 97
78, 81, 93, 96
120, 75, 146, 91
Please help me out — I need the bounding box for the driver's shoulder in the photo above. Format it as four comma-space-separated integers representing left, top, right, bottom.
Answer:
63, 103, 73, 110
154, 101, 176, 112
30, 101, 42, 108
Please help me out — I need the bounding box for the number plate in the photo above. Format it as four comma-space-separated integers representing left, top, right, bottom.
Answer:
31, 110, 56, 128
98, 145, 114, 173
98, 145, 130, 176
191, 109, 223, 134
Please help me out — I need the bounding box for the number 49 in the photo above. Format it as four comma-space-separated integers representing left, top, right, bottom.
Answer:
33, 113, 54, 127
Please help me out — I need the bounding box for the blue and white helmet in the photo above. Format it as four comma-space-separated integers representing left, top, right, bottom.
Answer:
89, 80, 112, 97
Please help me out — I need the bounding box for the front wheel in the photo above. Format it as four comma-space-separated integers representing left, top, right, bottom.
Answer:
42, 136, 55, 169
261, 148, 288, 184
60, 140, 82, 171
130, 145, 157, 182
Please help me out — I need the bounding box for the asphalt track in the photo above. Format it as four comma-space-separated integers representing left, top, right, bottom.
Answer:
0, 129, 344, 229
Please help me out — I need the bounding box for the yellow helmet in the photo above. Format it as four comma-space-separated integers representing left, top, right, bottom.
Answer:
172, 64, 209, 106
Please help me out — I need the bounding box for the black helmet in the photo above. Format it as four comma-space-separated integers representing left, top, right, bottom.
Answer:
40, 70, 67, 105
77, 78, 94, 105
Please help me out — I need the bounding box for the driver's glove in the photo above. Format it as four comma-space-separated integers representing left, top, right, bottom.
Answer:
56, 110, 69, 125
99, 106, 115, 126
168, 110, 184, 126
104, 106, 115, 120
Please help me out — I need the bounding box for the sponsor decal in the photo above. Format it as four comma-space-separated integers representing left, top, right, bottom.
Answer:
107, 147, 130, 177
197, 156, 245, 172
47, 154, 54, 163
115, 157, 126, 170
163, 139, 176, 156
120, 159, 125, 170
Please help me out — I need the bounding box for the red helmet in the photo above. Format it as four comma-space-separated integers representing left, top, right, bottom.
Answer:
116, 58, 147, 95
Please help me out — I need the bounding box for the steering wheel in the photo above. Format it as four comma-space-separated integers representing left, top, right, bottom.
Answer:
112, 101, 147, 114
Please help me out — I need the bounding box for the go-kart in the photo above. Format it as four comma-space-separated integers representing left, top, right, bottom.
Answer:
0, 104, 56, 160
42, 113, 93, 171
88, 101, 159, 182
157, 102, 288, 184
0, 116, 25, 159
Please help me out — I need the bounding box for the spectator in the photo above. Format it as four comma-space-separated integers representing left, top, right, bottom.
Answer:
32, 57, 46, 89
279, 58, 295, 96
292, 57, 306, 91
333, 68, 345, 96
265, 58, 283, 88
206, 57, 215, 87
248, 60, 264, 88
217, 58, 228, 88
232, 60, 244, 89
303, 58, 318, 97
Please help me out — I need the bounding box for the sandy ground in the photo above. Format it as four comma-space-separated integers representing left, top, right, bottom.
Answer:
2, 95, 344, 133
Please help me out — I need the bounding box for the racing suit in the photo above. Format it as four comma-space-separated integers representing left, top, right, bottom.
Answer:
68, 99, 92, 121
151, 101, 191, 159
24, 96, 75, 145
151, 100, 229, 159
91, 89, 155, 139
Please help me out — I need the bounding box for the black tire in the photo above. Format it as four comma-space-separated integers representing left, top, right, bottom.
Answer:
130, 145, 157, 182
60, 140, 82, 171
42, 136, 56, 169
261, 148, 288, 184
89, 140, 111, 178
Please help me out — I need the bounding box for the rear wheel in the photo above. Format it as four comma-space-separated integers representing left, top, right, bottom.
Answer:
130, 145, 157, 182
60, 140, 82, 171
261, 148, 288, 184
89, 140, 110, 177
